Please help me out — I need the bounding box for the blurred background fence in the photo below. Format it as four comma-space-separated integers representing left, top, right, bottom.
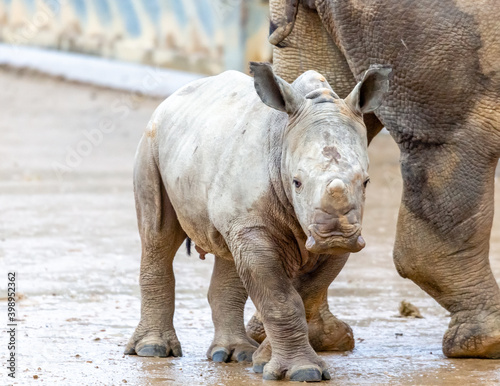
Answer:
0, 0, 271, 74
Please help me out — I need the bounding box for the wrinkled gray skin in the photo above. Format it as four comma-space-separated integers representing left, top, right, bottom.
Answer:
125, 62, 390, 381
266, 0, 500, 359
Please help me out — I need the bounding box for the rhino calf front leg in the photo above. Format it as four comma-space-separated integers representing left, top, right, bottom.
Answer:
251, 254, 353, 370
252, 298, 354, 372
207, 255, 258, 362
248, 293, 353, 352
232, 229, 331, 382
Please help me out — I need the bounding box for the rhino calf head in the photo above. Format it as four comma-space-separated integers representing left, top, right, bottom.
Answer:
251, 62, 391, 254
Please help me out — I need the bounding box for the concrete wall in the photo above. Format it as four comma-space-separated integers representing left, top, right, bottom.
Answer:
0, 0, 272, 74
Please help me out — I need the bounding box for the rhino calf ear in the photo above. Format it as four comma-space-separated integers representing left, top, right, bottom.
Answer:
345, 65, 392, 115
250, 62, 303, 115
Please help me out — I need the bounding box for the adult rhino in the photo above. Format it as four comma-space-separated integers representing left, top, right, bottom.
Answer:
263, 0, 500, 358
125, 62, 391, 381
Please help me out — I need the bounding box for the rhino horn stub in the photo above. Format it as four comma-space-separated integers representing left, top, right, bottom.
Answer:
327, 179, 347, 197
305, 88, 339, 104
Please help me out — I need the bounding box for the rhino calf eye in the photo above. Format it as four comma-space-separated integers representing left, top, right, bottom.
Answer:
293, 179, 302, 189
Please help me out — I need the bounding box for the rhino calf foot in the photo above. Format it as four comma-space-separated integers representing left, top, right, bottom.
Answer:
125, 329, 182, 358
289, 365, 331, 382
308, 309, 355, 352
262, 354, 330, 381
207, 338, 258, 363
443, 311, 500, 358
252, 338, 272, 373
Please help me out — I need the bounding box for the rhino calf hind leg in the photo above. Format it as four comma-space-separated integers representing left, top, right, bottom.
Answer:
207, 256, 258, 363
125, 135, 186, 358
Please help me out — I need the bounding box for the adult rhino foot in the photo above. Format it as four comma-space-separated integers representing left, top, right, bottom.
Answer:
261, 352, 331, 381
308, 308, 355, 351
246, 312, 266, 344
125, 324, 182, 357
443, 311, 500, 358
207, 336, 259, 363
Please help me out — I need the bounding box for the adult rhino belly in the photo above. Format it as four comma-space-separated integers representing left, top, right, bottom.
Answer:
154, 72, 274, 257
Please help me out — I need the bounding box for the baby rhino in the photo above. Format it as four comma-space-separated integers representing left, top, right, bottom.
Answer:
126, 62, 391, 382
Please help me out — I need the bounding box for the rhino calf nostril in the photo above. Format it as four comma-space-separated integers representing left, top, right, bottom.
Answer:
343, 208, 354, 217
357, 235, 366, 249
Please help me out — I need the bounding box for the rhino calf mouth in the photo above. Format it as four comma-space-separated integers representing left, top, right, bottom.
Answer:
306, 227, 365, 254
309, 224, 361, 239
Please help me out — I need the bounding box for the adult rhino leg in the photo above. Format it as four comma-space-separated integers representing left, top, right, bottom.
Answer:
232, 228, 330, 381
207, 255, 258, 363
125, 135, 185, 357
270, 1, 355, 96
394, 139, 500, 358
249, 254, 353, 364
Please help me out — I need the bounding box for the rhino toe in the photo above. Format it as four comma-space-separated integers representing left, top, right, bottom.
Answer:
289, 365, 322, 382
235, 350, 253, 362
124, 346, 136, 355
258, 353, 329, 381
137, 344, 168, 357
211, 347, 230, 362
252, 362, 266, 374
208, 339, 258, 363
125, 329, 183, 358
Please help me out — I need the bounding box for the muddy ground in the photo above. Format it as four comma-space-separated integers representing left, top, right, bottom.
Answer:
1, 67, 499, 385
